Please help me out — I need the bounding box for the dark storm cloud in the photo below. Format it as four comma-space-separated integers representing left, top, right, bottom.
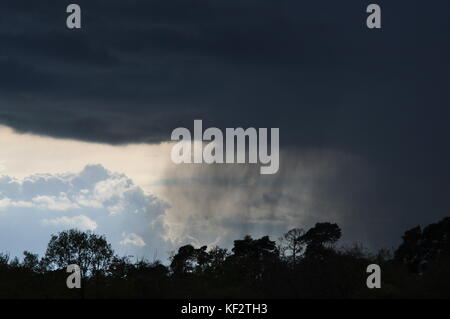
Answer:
1, 0, 448, 147
0, 0, 450, 249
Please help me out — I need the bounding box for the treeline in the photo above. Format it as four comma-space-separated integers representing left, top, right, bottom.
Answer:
1, 218, 450, 298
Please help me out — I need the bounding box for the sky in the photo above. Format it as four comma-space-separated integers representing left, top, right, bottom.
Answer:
0, 0, 449, 262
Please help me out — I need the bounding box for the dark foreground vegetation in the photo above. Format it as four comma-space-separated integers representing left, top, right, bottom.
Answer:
1, 217, 450, 299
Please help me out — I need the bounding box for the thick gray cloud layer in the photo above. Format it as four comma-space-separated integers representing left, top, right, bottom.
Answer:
0, 1, 448, 146
0, 1, 449, 250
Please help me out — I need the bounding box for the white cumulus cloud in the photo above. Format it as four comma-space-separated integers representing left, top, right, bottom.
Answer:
0, 164, 170, 260
32, 193, 80, 211
120, 232, 146, 247
42, 215, 98, 231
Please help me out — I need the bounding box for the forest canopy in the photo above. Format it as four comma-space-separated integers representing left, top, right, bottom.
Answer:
1, 218, 450, 299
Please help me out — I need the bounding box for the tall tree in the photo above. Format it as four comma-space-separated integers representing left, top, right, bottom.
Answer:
170, 244, 197, 275
395, 217, 450, 273
280, 228, 305, 265
44, 229, 114, 276
21, 251, 39, 272
301, 222, 341, 258
229, 235, 279, 281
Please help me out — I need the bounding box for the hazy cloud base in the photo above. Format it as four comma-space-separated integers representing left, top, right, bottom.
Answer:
162, 149, 396, 251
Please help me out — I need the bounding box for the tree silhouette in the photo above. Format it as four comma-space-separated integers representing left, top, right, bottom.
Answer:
203, 246, 229, 278
21, 251, 39, 272
44, 229, 114, 276
109, 255, 134, 279
395, 217, 450, 273
301, 222, 341, 258
170, 244, 197, 276
280, 228, 304, 266
394, 226, 422, 272
170, 244, 215, 276
228, 235, 279, 281
0, 253, 9, 271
